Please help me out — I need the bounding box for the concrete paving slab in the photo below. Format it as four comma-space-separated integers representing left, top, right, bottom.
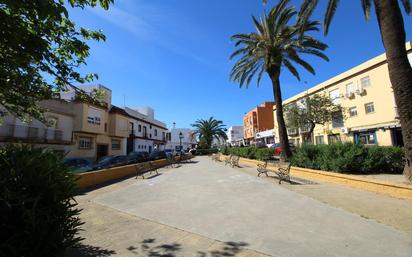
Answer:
92, 156, 412, 257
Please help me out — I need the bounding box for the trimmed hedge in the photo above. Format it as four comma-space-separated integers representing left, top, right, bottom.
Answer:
195, 148, 219, 155
221, 147, 274, 161
290, 143, 405, 174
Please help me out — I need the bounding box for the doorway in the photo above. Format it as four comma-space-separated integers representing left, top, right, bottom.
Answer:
96, 144, 108, 160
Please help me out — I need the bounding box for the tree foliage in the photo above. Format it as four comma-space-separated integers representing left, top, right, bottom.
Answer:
297, 0, 410, 35
0, 144, 83, 257
284, 93, 344, 140
0, 0, 113, 121
230, 0, 328, 159
191, 117, 227, 149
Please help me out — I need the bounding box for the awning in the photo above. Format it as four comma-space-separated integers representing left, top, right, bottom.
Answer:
350, 122, 400, 132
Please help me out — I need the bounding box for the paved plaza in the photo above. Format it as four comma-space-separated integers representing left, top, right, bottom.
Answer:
71, 156, 412, 257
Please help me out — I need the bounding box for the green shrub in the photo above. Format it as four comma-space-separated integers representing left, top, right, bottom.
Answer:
223, 147, 274, 161
291, 143, 405, 174
195, 148, 218, 155
0, 144, 83, 257
363, 146, 405, 173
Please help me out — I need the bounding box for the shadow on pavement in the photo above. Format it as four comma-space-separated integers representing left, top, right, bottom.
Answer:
67, 244, 116, 257
126, 238, 249, 257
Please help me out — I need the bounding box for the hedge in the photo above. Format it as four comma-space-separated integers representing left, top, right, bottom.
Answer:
290, 143, 405, 174
194, 148, 219, 155
221, 147, 274, 161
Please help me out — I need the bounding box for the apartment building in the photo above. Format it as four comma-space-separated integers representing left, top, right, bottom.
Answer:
274, 42, 412, 146
0, 99, 75, 154
226, 126, 244, 146
0, 84, 169, 160
124, 107, 168, 153
243, 102, 275, 145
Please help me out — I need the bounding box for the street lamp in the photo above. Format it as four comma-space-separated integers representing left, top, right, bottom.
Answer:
179, 132, 183, 151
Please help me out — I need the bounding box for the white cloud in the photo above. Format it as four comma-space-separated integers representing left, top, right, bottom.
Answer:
88, 2, 210, 65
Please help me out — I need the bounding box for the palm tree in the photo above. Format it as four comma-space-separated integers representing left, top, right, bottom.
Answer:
230, 0, 328, 159
296, 0, 412, 181
191, 117, 228, 149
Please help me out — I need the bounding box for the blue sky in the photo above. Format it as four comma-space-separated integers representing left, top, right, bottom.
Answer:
70, 0, 412, 129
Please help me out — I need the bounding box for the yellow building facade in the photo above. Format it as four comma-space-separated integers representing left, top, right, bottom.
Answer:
274, 42, 412, 147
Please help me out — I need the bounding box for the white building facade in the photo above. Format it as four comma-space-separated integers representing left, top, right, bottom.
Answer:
165, 127, 196, 152
125, 107, 168, 153
226, 126, 244, 146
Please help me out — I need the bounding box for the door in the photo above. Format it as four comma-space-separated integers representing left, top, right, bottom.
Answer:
127, 136, 134, 154
96, 144, 108, 161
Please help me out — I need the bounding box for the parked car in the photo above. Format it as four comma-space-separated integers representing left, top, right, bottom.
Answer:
92, 155, 129, 170
149, 150, 167, 161
271, 142, 296, 156
64, 157, 92, 173
164, 149, 174, 157
127, 151, 149, 163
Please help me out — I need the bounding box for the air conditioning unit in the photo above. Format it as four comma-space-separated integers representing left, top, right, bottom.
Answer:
345, 92, 354, 99
355, 89, 367, 95
341, 127, 350, 134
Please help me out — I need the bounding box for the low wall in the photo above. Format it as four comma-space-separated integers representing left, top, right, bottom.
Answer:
75, 156, 191, 189
219, 155, 412, 201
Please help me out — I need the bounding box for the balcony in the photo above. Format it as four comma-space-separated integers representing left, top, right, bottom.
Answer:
287, 128, 298, 136
300, 125, 311, 134
0, 124, 70, 144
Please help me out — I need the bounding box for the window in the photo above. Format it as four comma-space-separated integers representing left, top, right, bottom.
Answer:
346, 83, 354, 94
349, 107, 358, 117
79, 137, 93, 149
111, 139, 121, 150
138, 145, 140, 149
315, 135, 324, 145
360, 76, 371, 89
87, 107, 102, 125
328, 134, 341, 144
138, 124, 142, 132
365, 102, 375, 114
154, 129, 158, 136
355, 131, 376, 145
329, 89, 340, 104
104, 123, 107, 132
332, 111, 344, 128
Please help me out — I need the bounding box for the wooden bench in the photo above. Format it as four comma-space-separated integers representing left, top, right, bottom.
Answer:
135, 161, 158, 179
224, 154, 233, 166
230, 155, 240, 168
275, 163, 292, 184
212, 153, 221, 162
257, 160, 269, 177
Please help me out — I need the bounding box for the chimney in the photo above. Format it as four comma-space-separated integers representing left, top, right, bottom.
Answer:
172, 122, 176, 129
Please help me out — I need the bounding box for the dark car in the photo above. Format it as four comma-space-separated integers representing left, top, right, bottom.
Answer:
64, 157, 92, 173
92, 155, 129, 170
149, 150, 167, 161
128, 151, 149, 163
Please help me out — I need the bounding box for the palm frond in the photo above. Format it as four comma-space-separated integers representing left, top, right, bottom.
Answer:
400, 0, 411, 13
361, 0, 372, 20
324, 0, 340, 35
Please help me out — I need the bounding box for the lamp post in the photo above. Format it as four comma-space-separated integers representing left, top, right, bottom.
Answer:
179, 132, 183, 152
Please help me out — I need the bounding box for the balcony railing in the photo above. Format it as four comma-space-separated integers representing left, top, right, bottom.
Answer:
0, 124, 69, 144
300, 125, 311, 134
287, 128, 298, 135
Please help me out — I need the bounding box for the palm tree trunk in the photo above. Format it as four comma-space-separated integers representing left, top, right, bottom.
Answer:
270, 70, 292, 159
373, 0, 412, 182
